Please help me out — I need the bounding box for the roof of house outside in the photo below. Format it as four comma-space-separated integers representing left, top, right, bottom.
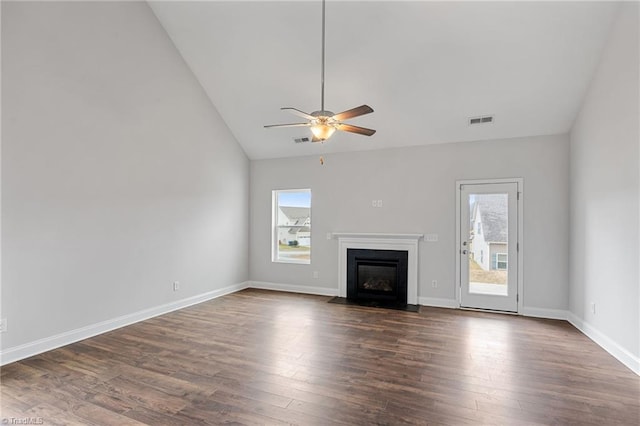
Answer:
279, 206, 310, 225
472, 194, 507, 243
280, 206, 310, 236
288, 226, 310, 235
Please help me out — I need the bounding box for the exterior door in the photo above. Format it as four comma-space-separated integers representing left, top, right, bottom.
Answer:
459, 182, 519, 312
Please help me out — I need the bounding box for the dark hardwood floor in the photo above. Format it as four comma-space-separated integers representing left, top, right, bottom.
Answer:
2, 288, 639, 425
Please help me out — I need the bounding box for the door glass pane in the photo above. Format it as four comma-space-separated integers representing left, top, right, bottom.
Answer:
468, 193, 508, 296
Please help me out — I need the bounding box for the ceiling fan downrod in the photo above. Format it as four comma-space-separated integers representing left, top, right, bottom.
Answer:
263, 0, 376, 141
320, 0, 326, 113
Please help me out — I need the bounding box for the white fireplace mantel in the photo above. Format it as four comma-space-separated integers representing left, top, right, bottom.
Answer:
334, 233, 423, 305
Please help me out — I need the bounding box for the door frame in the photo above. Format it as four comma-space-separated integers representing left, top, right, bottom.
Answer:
455, 178, 524, 313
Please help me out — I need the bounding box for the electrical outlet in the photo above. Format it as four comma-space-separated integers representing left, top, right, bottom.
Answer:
313, 271, 319, 279
425, 234, 439, 242
591, 302, 596, 314
326, 233, 332, 240
173, 281, 180, 292
0, 318, 7, 333
376, 199, 383, 207
432, 280, 438, 288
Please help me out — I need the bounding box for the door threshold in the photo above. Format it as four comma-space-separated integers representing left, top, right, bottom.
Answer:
459, 306, 518, 315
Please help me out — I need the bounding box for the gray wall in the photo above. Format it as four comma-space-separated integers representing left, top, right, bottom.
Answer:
250, 134, 570, 312
569, 3, 639, 360
1, 1, 249, 350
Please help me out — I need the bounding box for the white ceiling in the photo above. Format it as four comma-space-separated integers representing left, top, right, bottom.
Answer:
149, 1, 619, 160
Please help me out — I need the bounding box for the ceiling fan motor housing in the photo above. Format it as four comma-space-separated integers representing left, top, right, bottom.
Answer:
311, 110, 335, 118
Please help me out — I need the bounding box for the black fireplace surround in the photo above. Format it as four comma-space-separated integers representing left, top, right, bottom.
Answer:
346, 248, 408, 306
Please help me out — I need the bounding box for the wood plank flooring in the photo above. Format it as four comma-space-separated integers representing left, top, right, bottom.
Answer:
2, 288, 639, 425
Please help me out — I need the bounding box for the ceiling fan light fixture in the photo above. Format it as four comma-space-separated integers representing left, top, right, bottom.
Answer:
310, 122, 336, 141
264, 0, 375, 141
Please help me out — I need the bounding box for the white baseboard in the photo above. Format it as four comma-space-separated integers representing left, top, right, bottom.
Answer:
4, 281, 638, 377
521, 306, 568, 320
567, 312, 640, 376
418, 297, 458, 309
249, 281, 339, 297
0, 281, 250, 366
419, 300, 570, 319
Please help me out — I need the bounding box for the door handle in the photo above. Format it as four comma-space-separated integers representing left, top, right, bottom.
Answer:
462, 249, 468, 255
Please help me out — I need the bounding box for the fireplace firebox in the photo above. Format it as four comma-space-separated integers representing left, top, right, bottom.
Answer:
347, 248, 408, 306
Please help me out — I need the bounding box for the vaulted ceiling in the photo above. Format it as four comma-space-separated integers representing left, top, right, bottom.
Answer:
149, 1, 619, 160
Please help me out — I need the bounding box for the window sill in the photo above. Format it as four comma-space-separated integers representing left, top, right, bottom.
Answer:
272, 259, 311, 265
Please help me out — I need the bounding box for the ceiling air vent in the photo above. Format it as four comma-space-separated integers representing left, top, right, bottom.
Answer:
293, 136, 311, 143
469, 115, 494, 125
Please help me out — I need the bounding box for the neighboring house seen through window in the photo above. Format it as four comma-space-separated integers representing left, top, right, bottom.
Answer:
273, 189, 311, 264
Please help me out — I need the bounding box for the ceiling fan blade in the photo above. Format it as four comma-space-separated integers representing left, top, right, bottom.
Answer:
281, 107, 315, 120
335, 123, 376, 136
332, 105, 374, 121
264, 123, 310, 128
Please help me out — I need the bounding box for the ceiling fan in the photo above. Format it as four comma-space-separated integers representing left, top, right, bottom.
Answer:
264, 0, 376, 142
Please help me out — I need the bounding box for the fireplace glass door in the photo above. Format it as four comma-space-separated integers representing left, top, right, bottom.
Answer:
347, 249, 408, 304
358, 262, 397, 294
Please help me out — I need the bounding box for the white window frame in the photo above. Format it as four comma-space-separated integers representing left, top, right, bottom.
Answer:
492, 253, 508, 270
272, 189, 311, 264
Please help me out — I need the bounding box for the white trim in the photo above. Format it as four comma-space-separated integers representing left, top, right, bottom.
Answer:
455, 184, 462, 307
455, 178, 524, 313
521, 307, 568, 320
249, 281, 338, 297
272, 188, 312, 265
0, 281, 250, 366
517, 181, 524, 314
419, 297, 457, 309
567, 312, 640, 376
335, 233, 422, 304
271, 258, 310, 265
6, 280, 637, 378
332, 232, 424, 240
272, 190, 278, 262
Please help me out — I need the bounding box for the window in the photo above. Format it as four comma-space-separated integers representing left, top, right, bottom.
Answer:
273, 189, 311, 264
492, 253, 508, 270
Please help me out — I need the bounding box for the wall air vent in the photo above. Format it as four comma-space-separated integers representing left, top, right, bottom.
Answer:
293, 136, 311, 143
469, 115, 494, 125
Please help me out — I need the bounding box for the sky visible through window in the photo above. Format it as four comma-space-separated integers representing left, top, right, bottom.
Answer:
278, 190, 311, 208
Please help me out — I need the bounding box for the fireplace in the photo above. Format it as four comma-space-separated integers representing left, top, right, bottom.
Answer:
347, 248, 408, 306
334, 233, 422, 307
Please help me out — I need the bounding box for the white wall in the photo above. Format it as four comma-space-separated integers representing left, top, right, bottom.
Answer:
250, 134, 570, 312
569, 3, 639, 370
1, 1, 249, 354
